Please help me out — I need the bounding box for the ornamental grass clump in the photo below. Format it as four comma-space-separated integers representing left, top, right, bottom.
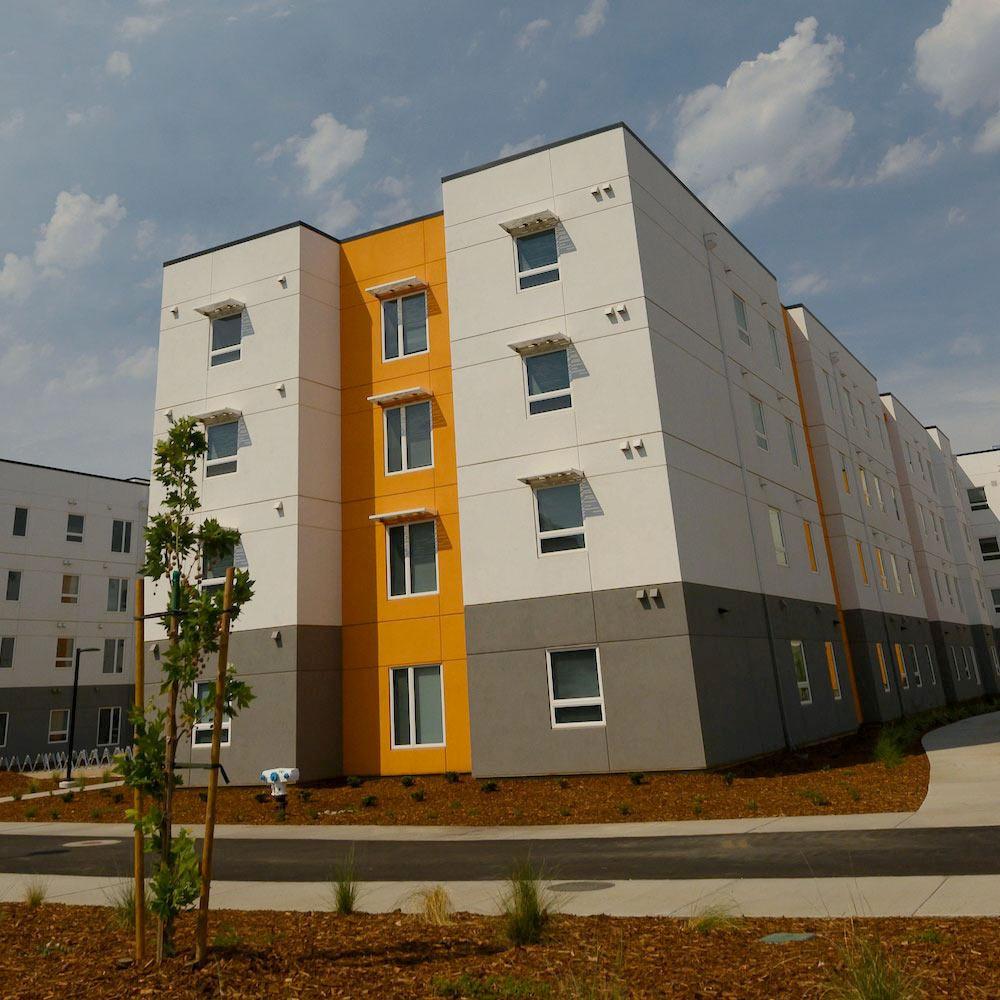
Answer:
331, 848, 359, 915
501, 860, 551, 947
824, 935, 920, 1000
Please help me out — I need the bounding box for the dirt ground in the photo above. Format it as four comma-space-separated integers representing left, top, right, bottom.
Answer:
0, 904, 993, 998
0, 725, 928, 826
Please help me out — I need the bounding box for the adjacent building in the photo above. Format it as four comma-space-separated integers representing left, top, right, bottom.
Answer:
146, 122, 1000, 783
0, 459, 148, 762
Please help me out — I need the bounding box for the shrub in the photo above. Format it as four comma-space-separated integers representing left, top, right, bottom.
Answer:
824, 935, 920, 1000
501, 860, 550, 947
101, 769, 114, 784
112, 792, 124, 804
74, 775, 86, 791
746, 799, 758, 813
873, 730, 905, 769
916, 927, 943, 944
444, 771, 460, 784
49, 809, 60, 821
23, 879, 48, 908
11, 792, 21, 802
559, 807, 571, 817
360, 794, 377, 808
400, 775, 415, 788
61, 791, 74, 804
847, 786, 862, 802
331, 849, 359, 915
27, 781, 38, 794
557, 778, 570, 790
298, 789, 312, 802
618, 802, 631, 816
90, 808, 101, 820
346, 775, 363, 789
254, 792, 269, 804
411, 789, 426, 802
628, 772, 644, 786
723, 771, 735, 787
481, 780, 499, 794
415, 885, 453, 926
687, 904, 743, 934
799, 788, 832, 807
107, 881, 150, 930
212, 923, 242, 950
24, 807, 37, 820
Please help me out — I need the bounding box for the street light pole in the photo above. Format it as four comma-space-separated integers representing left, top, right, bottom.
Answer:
63, 645, 100, 787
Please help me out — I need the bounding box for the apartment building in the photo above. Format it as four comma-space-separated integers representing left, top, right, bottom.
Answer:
0, 459, 148, 761
956, 448, 1000, 634
147, 122, 995, 783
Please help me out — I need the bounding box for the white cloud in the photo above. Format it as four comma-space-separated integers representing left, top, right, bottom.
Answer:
372, 176, 413, 223
66, 106, 107, 127
105, 51, 132, 78
671, 18, 854, 222
527, 79, 548, 102
134, 219, 157, 257
0, 338, 42, 387
35, 191, 126, 272
317, 187, 360, 232
516, 18, 550, 50
115, 345, 157, 379
972, 110, 1000, 153
499, 134, 545, 158
947, 206, 967, 225
0, 110, 24, 138
575, 0, 609, 38
0, 253, 36, 302
873, 136, 945, 182
266, 113, 367, 194
785, 272, 830, 298
119, 14, 167, 41
374, 176, 407, 199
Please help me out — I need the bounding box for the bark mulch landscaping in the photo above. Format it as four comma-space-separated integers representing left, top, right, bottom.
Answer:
0, 904, 995, 998
0, 723, 928, 826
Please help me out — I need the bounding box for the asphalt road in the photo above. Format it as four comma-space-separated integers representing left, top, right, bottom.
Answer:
2, 826, 999, 882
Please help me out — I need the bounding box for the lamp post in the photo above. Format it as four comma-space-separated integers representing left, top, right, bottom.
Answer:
62, 645, 100, 788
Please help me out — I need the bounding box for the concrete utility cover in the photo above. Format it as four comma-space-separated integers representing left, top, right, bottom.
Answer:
61, 840, 120, 848
759, 932, 816, 944
549, 881, 615, 892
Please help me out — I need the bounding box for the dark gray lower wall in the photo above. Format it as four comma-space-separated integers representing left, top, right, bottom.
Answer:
930, 620, 987, 704
144, 624, 341, 786
972, 625, 1000, 697
0, 683, 133, 762
465, 583, 858, 778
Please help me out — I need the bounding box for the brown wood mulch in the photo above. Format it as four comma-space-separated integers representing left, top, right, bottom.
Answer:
0, 727, 927, 826
0, 904, 995, 998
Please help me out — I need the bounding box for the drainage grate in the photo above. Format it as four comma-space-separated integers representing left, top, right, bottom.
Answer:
759, 932, 816, 944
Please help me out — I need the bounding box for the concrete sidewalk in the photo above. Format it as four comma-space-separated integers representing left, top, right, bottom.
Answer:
2, 871, 997, 918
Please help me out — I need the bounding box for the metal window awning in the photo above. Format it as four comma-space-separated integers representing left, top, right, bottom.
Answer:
194, 298, 245, 318
499, 209, 559, 236
369, 507, 437, 524
364, 275, 427, 299
508, 332, 572, 355
191, 407, 242, 425
366, 386, 432, 407
518, 469, 584, 487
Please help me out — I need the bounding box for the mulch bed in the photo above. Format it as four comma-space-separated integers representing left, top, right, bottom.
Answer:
0, 726, 927, 826
0, 904, 994, 998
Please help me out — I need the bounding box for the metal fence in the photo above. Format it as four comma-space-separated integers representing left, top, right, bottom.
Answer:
0, 746, 132, 773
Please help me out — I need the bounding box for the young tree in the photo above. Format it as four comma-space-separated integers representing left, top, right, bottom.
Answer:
118, 417, 254, 960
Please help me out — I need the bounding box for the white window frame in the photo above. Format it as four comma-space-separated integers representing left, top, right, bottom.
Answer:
534, 483, 586, 556
48, 708, 69, 744
968, 487, 988, 511
894, 643, 909, 690
66, 513, 84, 543
206, 420, 239, 478
60, 574, 79, 605
733, 293, 751, 346
750, 396, 768, 451
873, 475, 885, 513
823, 370, 837, 411
968, 646, 981, 685
55, 637, 74, 669
515, 228, 560, 290
0, 637, 14, 669
111, 519, 132, 554
890, 485, 900, 520
386, 519, 439, 598
107, 577, 128, 613
907, 560, 918, 596
979, 536, 1000, 561
6, 570, 20, 602
0, 712, 7, 748
859, 468, 872, 508
924, 645, 937, 686
12, 506, 28, 537
784, 418, 799, 468
824, 641, 842, 701
874, 548, 889, 591
768, 507, 787, 567
523, 348, 572, 416
842, 388, 855, 424
990, 645, 1000, 679
875, 642, 891, 692
97, 706, 122, 746
992, 588, 1000, 614
381, 291, 429, 362
383, 400, 434, 475
790, 640, 812, 705
202, 544, 236, 593
193, 679, 231, 748
389, 664, 446, 749
209, 311, 242, 367
103, 637, 125, 675
546, 647, 606, 729
908, 644, 923, 688
767, 322, 782, 370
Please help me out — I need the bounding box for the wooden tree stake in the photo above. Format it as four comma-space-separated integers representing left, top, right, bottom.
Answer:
133, 576, 146, 963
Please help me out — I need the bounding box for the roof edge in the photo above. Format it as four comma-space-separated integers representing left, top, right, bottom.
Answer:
0, 457, 150, 487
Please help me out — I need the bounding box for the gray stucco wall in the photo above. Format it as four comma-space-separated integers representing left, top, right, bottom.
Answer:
930, 620, 987, 704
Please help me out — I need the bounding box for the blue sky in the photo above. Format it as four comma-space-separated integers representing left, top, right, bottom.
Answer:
1, 0, 998, 477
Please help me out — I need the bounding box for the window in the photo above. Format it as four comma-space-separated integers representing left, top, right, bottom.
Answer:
888, 553, 902, 594
955, 577, 965, 612
12, 507, 27, 536
206, 421, 239, 477
907, 560, 918, 596
856, 540, 869, 585
111, 519, 132, 553
803, 521, 818, 573
877, 414, 886, 447
48, 709, 69, 744
859, 468, 872, 508
992, 588, 1000, 613
968, 486, 989, 511
904, 440, 913, 471
5, 570, 20, 602
387, 520, 438, 596
893, 643, 909, 689
66, 513, 84, 543
948, 646, 961, 682
824, 641, 842, 700
768, 507, 787, 566
979, 536, 1000, 561
385, 401, 432, 474
842, 388, 854, 424
750, 397, 768, 450
733, 294, 751, 345
861, 404, 870, 436
391, 664, 445, 746
0, 637, 13, 669
968, 647, 981, 685
790, 640, 812, 705
768, 322, 782, 369
785, 418, 799, 467
908, 644, 923, 688
924, 645, 937, 686
944, 574, 955, 606
210, 312, 242, 366
874, 548, 889, 591
547, 648, 605, 727
524, 349, 571, 414
890, 485, 900, 520
61, 574, 79, 604
873, 476, 885, 513
874, 643, 890, 692
933, 570, 943, 602
0, 712, 7, 747
839, 453, 851, 493
107, 578, 128, 613
824, 370, 837, 411
940, 516, 950, 552
203, 543, 235, 592
103, 637, 125, 674
990, 646, 1000, 679
382, 291, 428, 360
193, 680, 230, 746
516, 229, 559, 289
535, 483, 585, 554
97, 706, 121, 746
